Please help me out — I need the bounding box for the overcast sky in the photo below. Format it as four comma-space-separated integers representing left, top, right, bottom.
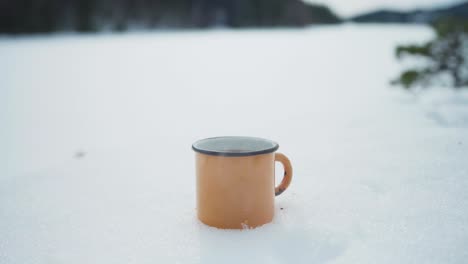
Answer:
306, 0, 465, 17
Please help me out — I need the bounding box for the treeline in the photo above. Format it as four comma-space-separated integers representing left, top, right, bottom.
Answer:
0, 0, 341, 34
351, 1, 468, 24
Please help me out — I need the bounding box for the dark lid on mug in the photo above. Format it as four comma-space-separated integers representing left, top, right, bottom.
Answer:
192, 136, 279, 157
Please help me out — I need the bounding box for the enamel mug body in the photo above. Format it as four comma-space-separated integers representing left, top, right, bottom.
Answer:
193, 136, 292, 229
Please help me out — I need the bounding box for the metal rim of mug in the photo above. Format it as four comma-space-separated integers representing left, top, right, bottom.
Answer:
192, 136, 279, 157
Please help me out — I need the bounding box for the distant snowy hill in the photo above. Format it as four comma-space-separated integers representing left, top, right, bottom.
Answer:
351, 1, 468, 23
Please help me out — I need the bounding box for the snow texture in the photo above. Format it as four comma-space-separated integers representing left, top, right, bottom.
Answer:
1, 25, 468, 263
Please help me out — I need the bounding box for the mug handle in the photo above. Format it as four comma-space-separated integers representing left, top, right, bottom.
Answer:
274, 153, 293, 196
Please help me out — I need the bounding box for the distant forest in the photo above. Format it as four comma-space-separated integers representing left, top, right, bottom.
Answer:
0, 0, 341, 34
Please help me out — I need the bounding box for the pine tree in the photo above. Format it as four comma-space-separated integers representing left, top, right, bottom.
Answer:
393, 18, 468, 89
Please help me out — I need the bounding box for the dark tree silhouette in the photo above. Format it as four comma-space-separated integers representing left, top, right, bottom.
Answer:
0, 0, 341, 34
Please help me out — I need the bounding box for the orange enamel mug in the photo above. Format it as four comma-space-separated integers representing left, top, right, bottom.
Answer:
192, 136, 292, 229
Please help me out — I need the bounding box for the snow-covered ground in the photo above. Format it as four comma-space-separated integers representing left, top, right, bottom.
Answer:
1, 25, 468, 263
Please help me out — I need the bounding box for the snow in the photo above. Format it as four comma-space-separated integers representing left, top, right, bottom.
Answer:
1, 25, 468, 263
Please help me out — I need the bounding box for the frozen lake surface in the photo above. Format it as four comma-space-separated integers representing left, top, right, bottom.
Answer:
1, 25, 468, 263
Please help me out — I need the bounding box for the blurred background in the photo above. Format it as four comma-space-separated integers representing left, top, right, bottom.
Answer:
0, 0, 466, 33
1, 0, 467, 90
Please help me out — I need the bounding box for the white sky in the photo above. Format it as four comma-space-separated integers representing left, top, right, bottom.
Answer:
305, 0, 465, 17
